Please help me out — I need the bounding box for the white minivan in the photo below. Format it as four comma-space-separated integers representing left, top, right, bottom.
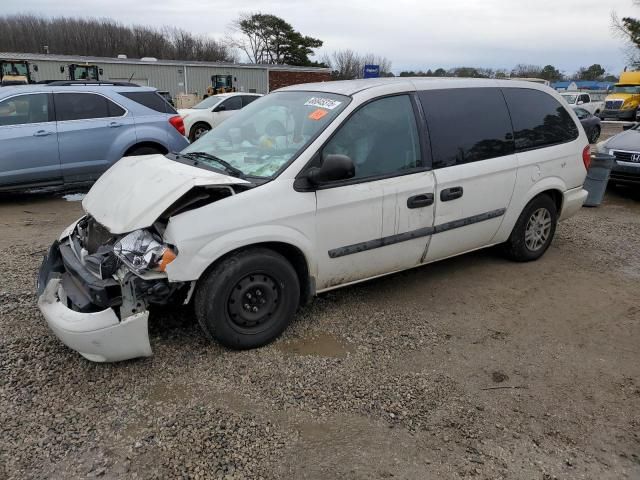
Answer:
37, 78, 589, 362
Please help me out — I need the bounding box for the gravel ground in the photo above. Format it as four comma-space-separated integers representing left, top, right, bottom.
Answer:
1, 182, 640, 479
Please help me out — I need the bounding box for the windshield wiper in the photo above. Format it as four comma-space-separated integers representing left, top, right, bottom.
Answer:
182, 152, 245, 178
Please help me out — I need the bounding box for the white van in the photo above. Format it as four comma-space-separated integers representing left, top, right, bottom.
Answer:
37, 78, 589, 362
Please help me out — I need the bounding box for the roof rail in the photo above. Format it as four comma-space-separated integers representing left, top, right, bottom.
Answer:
41, 81, 141, 87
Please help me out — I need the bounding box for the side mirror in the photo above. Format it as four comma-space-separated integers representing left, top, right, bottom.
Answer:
214, 105, 226, 112
99, 68, 104, 75
33, 65, 38, 72
59, 66, 64, 73
577, 100, 584, 105
306, 154, 355, 185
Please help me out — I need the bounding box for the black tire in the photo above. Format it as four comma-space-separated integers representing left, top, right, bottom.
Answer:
502, 194, 558, 262
194, 248, 300, 349
590, 126, 601, 144
125, 146, 163, 156
189, 122, 211, 142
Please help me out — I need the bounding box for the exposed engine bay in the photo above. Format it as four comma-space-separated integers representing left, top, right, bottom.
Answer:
43, 216, 188, 320
38, 184, 247, 320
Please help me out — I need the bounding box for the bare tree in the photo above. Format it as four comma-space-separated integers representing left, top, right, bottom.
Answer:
511, 64, 544, 78
323, 49, 393, 79
611, 1, 640, 67
0, 14, 234, 62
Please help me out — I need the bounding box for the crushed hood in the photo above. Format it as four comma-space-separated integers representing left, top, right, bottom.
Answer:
605, 129, 640, 152
82, 154, 248, 234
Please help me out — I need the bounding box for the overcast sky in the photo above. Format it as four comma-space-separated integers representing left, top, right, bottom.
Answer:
2, 0, 638, 75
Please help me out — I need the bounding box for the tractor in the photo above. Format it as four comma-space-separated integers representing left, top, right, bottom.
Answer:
61, 63, 103, 81
204, 74, 236, 97
0, 60, 37, 86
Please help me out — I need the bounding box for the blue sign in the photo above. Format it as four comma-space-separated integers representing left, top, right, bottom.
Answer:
363, 64, 380, 78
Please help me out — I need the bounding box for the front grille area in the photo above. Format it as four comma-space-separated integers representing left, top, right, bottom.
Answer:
77, 216, 115, 254
605, 100, 624, 110
612, 150, 640, 163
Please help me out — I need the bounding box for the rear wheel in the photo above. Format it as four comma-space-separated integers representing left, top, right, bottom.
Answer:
189, 123, 211, 142
502, 194, 558, 262
125, 145, 164, 156
194, 248, 300, 349
589, 126, 601, 144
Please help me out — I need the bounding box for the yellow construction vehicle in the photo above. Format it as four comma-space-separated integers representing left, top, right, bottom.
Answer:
204, 74, 236, 97
61, 63, 103, 81
0, 59, 37, 86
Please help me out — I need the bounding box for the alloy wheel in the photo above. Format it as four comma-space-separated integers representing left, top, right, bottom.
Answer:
524, 207, 552, 251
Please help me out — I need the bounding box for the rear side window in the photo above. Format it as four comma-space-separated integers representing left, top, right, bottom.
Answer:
54, 93, 125, 121
419, 88, 515, 168
502, 88, 579, 151
119, 91, 177, 114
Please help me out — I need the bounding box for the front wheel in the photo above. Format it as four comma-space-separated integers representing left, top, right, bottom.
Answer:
194, 248, 300, 349
502, 194, 558, 262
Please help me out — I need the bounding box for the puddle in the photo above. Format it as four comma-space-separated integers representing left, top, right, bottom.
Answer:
276, 332, 353, 358
63, 193, 86, 202
146, 383, 195, 404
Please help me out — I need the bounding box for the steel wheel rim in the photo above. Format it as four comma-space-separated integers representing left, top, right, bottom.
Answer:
524, 207, 552, 251
227, 273, 280, 330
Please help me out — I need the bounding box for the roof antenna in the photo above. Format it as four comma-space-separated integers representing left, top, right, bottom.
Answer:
128, 72, 135, 82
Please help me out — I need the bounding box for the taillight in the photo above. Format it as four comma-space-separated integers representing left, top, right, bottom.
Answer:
582, 145, 591, 170
169, 116, 185, 136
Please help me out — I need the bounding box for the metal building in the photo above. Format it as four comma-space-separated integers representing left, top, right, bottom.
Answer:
0, 52, 332, 97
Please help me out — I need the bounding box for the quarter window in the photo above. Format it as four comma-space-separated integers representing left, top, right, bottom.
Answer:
0, 93, 50, 126
502, 88, 579, 151
322, 95, 421, 180
119, 91, 177, 114
419, 88, 515, 168
54, 93, 125, 121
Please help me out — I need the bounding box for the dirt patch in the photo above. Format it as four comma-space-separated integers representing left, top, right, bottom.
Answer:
1, 187, 640, 479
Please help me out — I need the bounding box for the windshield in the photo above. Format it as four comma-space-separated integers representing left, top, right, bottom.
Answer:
561, 94, 578, 104
613, 85, 640, 94
1, 62, 28, 77
182, 91, 350, 178
192, 96, 225, 109
73, 66, 98, 80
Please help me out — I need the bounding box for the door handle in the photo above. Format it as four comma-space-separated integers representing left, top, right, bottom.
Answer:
440, 186, 463, 202
407, 193, 434, 209
108, 121, 122, 128
33, 130, 53, 137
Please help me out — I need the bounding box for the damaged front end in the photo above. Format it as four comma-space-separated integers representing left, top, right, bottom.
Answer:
37, 216, 190, 362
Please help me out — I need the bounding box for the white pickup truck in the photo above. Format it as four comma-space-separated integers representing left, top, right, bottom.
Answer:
560, 91, 605, 116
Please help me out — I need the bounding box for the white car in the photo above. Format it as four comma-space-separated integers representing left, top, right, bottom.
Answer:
37, 78, 589, 362
178, 92, 262, 142
560, 91, 605, 116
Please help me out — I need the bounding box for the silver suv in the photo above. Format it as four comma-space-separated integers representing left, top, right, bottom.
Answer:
0, 82, 189, 191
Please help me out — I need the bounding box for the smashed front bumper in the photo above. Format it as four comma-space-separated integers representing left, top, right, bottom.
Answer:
38, 278, 152, 362
37, 240, 152, 363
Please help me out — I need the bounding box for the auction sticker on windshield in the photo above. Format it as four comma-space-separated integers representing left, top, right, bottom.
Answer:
304, 97, 342, 110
